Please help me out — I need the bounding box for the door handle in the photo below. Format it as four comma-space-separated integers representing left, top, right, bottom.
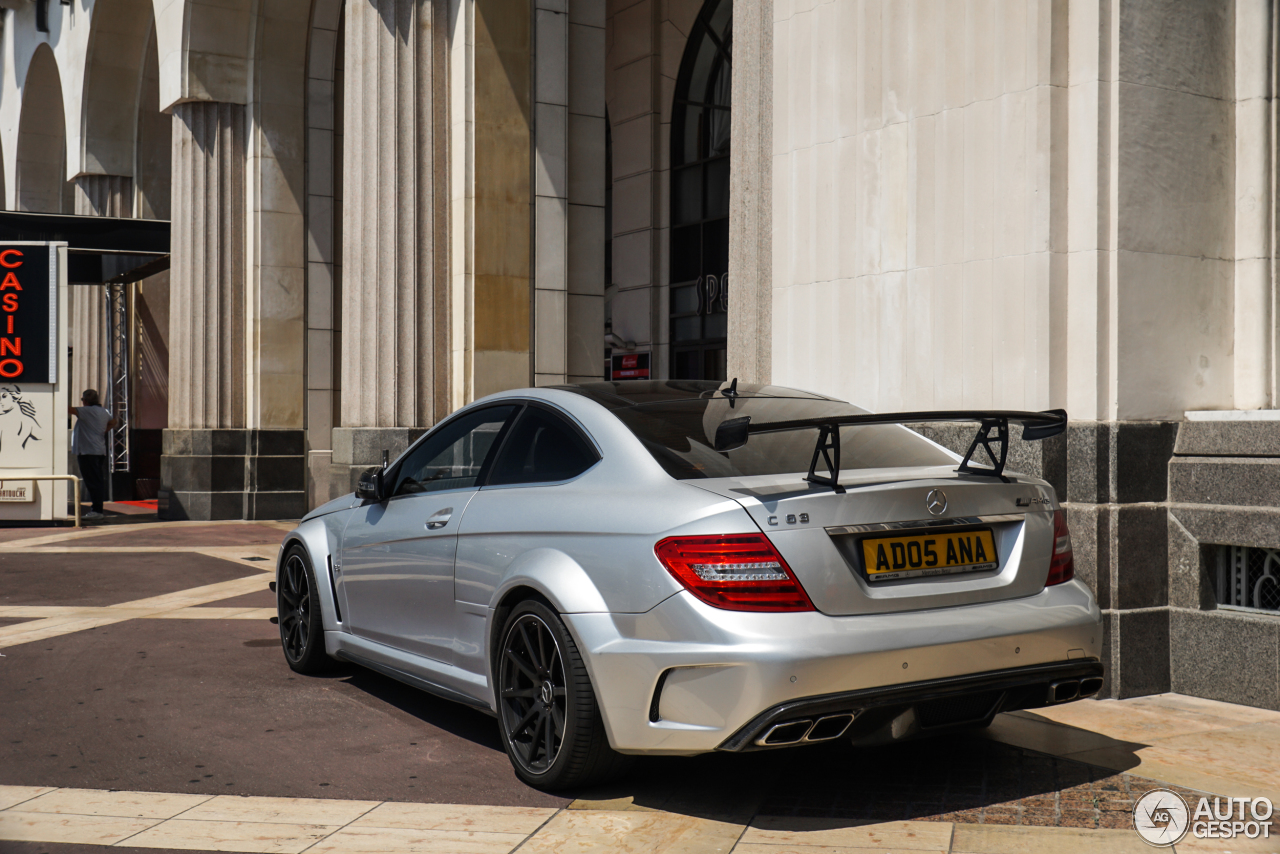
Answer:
425, 508, 453, 530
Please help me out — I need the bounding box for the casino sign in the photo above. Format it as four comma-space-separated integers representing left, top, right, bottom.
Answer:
0, 244, 57, 384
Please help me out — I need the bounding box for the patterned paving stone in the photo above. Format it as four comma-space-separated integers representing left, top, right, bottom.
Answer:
755, 738, 1212, 829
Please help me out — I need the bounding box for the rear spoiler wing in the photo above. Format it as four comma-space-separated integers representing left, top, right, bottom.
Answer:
713, 409, 1067, 492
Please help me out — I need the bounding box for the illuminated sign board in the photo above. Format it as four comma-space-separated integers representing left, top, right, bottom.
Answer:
611, 352, 650, 380
0, 244, 56, 383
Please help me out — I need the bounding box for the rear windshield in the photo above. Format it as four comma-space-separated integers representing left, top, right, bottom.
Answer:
611, 397, 956, 480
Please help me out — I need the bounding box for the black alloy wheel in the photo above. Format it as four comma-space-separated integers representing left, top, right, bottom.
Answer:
500, 611, 567, 773
277, 546, 332, 674
496, 599, 630, 789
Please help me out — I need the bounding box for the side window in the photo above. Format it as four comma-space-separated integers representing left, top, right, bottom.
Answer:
391, 405, 517, 497
487, 406, 599, 486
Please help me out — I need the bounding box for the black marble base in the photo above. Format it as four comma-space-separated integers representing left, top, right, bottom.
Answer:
159, 429, 306, 521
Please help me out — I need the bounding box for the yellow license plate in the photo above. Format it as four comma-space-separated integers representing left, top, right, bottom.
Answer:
861, 529, 998, 581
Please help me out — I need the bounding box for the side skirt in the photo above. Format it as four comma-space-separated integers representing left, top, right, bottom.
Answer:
334, 647, 497, 718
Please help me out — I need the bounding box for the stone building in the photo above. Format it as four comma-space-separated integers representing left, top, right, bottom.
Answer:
2, 0, 1278, 708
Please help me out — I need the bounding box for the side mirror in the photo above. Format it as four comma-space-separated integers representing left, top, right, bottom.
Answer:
356, 466, 385, 502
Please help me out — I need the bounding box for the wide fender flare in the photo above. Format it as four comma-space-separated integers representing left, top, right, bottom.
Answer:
484, 548, 615, 696
278, 518, 344, 634
489, 547, 610, 615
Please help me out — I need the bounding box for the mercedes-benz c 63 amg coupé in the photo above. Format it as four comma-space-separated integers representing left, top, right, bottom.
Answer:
275, 381, 1103, 789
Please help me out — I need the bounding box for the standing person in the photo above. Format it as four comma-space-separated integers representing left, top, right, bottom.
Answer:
68, 390, 117, 521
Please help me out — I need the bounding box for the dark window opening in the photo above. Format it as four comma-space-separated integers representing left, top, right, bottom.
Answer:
35, 0, 50, 32
669, 0, 732, 381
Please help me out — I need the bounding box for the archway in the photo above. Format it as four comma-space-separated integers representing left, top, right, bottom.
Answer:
16, 44, 70, 213
79, 0, 156, 203
668, 0, 732, 381
135, 22, 171, 220
73, 0, 173, 500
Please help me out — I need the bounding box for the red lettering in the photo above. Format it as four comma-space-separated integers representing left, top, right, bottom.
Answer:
0, 272, 21, 291
0, 338, 18, 356
4, 316, 9, 334
2, 294, 16, 312
0, 359, 20, 378
0, 250, 23, 268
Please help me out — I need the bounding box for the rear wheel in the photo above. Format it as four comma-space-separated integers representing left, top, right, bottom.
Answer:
496, 599, 629, 789
277, 546, 333, 674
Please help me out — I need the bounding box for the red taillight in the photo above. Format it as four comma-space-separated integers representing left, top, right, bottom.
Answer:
654, 534, 815, 612
1046, 509, 1074, 586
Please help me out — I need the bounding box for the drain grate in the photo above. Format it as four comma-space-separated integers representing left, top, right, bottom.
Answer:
1217, 545, 1280, 614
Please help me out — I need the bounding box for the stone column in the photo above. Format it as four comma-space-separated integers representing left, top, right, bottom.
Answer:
68, 175, 130, 402
74, 175, 133, 218
329, 0, 449, 495
159, 102, 305, 520
69, 288, 109, 402
168, 102, 246, 431
726, 0, 772, 385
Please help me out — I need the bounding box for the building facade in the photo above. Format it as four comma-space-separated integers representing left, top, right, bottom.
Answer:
2, 0, 1279, 709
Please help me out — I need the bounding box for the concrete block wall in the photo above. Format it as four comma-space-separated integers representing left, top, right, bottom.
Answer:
917, 419, 1196, 704
1168, 419, 1280, 711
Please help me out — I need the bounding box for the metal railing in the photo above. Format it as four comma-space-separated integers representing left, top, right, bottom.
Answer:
2, 475, 82, 528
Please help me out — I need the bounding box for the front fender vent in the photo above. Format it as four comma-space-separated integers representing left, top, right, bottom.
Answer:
327, 554, 343, 623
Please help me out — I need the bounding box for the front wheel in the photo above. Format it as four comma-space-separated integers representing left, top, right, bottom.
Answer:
277, 546, 333, 674
496, 599, 629, 789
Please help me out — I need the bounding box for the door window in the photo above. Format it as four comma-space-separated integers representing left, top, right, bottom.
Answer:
390, 405, 517, 496
487, 407, 599, 485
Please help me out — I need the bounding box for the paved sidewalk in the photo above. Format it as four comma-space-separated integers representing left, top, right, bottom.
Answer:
0, 520, 1277, 853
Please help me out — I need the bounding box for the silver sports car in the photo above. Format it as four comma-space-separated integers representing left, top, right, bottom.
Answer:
275, 381, 1102, 789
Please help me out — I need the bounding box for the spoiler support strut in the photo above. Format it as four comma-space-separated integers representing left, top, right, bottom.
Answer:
806, 425, 846, 494
957, 418, 1011, 482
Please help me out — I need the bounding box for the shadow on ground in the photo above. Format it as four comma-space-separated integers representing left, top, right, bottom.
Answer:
315, 653, 1164, 829
339, 665, 506, 753
555, 723, 1166, 829
320, 649, 1166, 829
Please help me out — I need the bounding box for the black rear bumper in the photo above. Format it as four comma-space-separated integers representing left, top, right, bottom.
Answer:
717, 658, 1105, 752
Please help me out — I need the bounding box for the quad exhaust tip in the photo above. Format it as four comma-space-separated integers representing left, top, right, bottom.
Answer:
756, 713, 856, 746
1047, 675, 1103, 705
1079, 676, 1103, 697
1048, 679, 1080, 704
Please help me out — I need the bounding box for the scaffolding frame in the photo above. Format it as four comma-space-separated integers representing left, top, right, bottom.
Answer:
105, 282, 130, 474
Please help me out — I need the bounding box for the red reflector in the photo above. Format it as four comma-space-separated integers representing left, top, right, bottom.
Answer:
1046, 509, 1074, 586
655, 534, 815, 612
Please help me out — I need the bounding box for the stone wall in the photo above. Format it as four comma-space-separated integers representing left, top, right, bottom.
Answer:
770, 0, 1063, 414
921, 414, 1280, 713
1168, 419, 1280, 711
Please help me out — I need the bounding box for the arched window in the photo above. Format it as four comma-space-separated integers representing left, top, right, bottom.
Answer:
669, 0, 731, 381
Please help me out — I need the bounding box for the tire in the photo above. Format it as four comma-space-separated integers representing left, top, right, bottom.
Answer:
277, 545, 334, 675
495, 599, 630, 789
